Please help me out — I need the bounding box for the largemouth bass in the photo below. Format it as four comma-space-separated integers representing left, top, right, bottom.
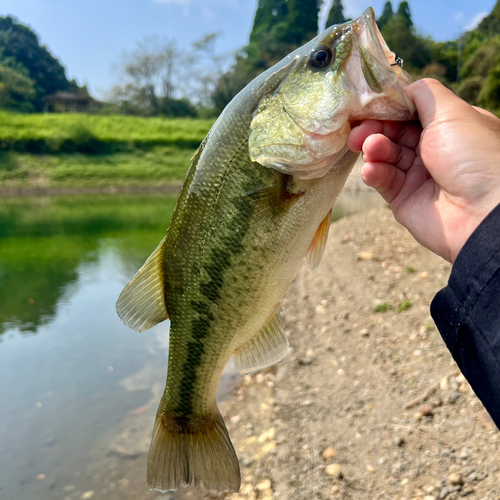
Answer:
116, 7, 415, 493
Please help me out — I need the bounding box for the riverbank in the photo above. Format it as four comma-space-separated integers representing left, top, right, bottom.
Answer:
0, 112, 214, 191
79, 207, 499, 500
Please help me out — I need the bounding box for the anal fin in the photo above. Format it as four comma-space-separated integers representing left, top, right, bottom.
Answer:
116, 237, 169, 333
307, 208, 332, 270
234, 308, 288, 374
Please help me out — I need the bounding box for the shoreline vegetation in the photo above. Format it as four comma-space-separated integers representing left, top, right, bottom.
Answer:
0, 112, 214, 192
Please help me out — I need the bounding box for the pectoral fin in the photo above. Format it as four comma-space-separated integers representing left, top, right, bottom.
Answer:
307, 208, 332, 270
234, 308, 288, 374
116, 237, 169, 333
245, 173, 304, 230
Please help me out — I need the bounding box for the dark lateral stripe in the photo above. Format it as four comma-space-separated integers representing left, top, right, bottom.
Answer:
174, 185, 255, 417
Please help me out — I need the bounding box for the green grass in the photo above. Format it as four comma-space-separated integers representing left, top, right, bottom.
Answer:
396, 299, 413, 313
0, 112, 216, 188
0, 111, 214, 153
0, 147, 193, 187
372, 302, 390, 313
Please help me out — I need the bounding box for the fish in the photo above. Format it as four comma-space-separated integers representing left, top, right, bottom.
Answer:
116, 7, 416, 494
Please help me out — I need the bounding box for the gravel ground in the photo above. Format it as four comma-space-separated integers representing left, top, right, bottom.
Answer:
217, 206, 500, 500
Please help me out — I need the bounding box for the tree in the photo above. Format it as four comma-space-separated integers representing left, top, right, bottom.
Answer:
397, 1, 413, 29
381, 4, 431, 71
110, 36, 197, 116
0, 16, 76, 111
477, 0, 500, 36
249, 0, 289, 44
0, 64, 36, 112
326, 0, 348, 28
377, 1, 394, 30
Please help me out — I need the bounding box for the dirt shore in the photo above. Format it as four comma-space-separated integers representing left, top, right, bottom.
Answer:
216, 206, 500, 500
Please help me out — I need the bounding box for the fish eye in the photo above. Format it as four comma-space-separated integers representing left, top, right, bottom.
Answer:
309, 46, 334, 69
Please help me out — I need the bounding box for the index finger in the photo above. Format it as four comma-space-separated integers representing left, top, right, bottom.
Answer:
348, 119, 421, 153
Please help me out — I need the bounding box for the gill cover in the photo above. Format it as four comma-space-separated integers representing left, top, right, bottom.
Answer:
249, 7, 416, 180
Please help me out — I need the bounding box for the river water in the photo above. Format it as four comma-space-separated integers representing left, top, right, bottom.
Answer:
0, 190, 382, 500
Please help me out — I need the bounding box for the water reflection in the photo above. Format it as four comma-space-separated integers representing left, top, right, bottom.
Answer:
0, 195, 176, 336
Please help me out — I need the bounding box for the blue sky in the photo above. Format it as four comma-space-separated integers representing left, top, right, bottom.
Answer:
1, 0, 496, 98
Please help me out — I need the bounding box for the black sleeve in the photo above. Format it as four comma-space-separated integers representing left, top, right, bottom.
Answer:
431, 203, 500, 428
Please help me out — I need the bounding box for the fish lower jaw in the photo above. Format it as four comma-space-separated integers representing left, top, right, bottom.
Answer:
251, 147, 348, 180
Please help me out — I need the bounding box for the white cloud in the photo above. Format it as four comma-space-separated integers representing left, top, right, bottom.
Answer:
454, 11, 464, 22
465, 11, 488, 31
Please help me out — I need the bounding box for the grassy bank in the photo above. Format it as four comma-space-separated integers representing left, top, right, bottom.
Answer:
0, 112, 214, 152
0, 112, 215, 190
0, 147, 194, 188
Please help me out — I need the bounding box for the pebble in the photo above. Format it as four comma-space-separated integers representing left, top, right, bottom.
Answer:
298, 357, 313, 366
359, 328, 370, 337
447, 473, 464, 486
325, 463, 343, 479
322, 446, 336, 459
81, 492, 95, 499
117, 478, 129, 490
440, 377, 449, 390
358, 251, 373, 260
467, 471, 478, 482
419, 405, 434, 417
423, 496, 437, 500
448, 392, 460, 404
36, 474, 46, 480
256, 479, 271, 491
458, 448, 469, 460
366, 465, 376, 473
257, 428, 275, 443
439, 487, 450, 499
393, 436, 405, 447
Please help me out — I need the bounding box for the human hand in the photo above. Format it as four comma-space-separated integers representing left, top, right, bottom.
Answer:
348, 78, 500, 263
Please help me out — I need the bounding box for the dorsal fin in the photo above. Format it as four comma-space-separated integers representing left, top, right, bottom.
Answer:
307, 208, 332, 270
233, 308, 288, 374
116, 237, 169, 333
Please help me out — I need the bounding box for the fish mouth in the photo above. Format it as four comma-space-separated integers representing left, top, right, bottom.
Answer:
347, 7, 416, 121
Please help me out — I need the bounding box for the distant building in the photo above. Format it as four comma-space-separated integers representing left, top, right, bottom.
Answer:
43, 91, 103, 113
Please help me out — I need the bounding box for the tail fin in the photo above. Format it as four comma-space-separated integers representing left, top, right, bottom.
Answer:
147, 409, 241, 493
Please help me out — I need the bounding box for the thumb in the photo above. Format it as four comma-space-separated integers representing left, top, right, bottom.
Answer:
405, 78, 472, 129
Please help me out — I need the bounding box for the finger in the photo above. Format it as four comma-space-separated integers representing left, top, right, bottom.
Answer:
347, 120, 383, 151
405, 78, 471, 129
362, 162, 405, 204
362, 134, 417, 172
348, 120, 421, 153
